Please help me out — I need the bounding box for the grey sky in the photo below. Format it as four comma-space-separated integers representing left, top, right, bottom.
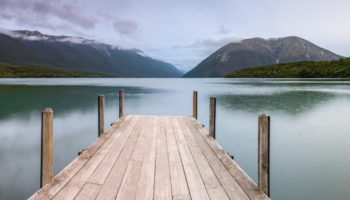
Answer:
0, 0, 349, 71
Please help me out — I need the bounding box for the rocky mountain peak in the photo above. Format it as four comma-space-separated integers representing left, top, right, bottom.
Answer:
184, 36, 343, 77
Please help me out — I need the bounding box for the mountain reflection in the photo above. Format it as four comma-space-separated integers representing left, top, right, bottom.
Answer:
0, 85, 161, 119
218, 90, 344, 114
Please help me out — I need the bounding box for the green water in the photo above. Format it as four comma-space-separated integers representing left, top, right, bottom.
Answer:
0, 78, 350, 199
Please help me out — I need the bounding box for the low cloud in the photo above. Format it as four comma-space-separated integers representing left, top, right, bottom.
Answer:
173, 34, 241, 56
113, 18, 141, 38
174, 34, 241, 49
0, 0, 96, 30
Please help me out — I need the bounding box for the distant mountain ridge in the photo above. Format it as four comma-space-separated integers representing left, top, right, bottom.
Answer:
184, 36, 343, 77
0, 30, 183, 77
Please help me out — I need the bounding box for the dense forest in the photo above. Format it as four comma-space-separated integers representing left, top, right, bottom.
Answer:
225, 58, 350, 78
0, 63, 113, 78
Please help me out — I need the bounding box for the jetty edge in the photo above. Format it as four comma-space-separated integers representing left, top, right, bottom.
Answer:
29, 90, 270, 200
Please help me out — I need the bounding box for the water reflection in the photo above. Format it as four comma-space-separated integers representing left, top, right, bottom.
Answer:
1, 78, 350, 200
0, 85, 165, 199
219, 90, 340, 114
0, 85, 164, 119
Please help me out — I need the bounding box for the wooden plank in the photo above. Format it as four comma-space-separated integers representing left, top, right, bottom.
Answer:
119, 89, 124, 118
207, 188, 230, 200
171, 118, 210, 200
177, 116, 222, 189
209, 97, 216, 138
88, 115, 140, 185
258, 114, 270, 196
115, 116, 152, 199
193, 91, 197, 119
95, 116, 144, 200
115, 160, 142, 200
135, 116, 158, 200
29, 115, 129, 200
130, 116, 151, 162
180, 117, 249, 200
31, 115, 270, 200
135, 163, 155, 200
52, 117, 138, 200
165, 117, 191, 200
98, 95, 105, 137
41, 108, 53, 187
187, 116, 270, 200
74, 183, 101, 200
176, 117, 230, 200
154, 117, 172, 200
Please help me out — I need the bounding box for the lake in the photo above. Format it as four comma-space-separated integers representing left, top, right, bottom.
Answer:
0, 78, 350, 200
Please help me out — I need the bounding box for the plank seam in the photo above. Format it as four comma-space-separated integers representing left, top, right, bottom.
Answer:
43, 117, 126, 199
176, 117, 214, 199
179, 116, 231, 198
113, 122, 145, 199
188, 117, 269, 199
182, 117, 249, 199
168, 116, 192, 199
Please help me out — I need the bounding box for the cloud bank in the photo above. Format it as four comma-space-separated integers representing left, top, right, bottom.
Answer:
0, 0, 96, 30
0, 0, 350, 71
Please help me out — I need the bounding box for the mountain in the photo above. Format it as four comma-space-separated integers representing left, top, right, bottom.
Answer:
0, 30, 183, 77
184, 36, 343, 77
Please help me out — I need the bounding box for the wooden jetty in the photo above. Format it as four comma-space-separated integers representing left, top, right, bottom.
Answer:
29, 90, 270, 200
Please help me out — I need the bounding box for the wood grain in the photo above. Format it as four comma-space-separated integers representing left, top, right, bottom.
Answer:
193, 91, 197, 119
135, 116, 158, 200
209, 97, 216, 138
154, 117, 172, 200
29, 116, 127, 200
74, 183, 101, 200
172, 118, 210, 200
119, 89, 124, 118
98, 95, 105, 137
41, 108, 53, 187
165, 117, 190, 200
180, 117, 249, 200
30, 115, 270, 200
258, 114, 270, 196
187, 116, 270, 200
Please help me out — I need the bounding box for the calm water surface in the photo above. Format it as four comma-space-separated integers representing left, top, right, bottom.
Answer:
1, 78, 350, 200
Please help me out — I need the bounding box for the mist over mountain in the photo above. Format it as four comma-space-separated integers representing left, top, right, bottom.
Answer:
184, 36, 343, 77
0, 30, 183, 77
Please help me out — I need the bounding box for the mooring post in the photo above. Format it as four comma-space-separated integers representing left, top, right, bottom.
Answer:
41, 108, 53, 188
193, 91, 198, 119
209, 97, 216, 138
119, 89, 124, 118
258, 114, 270, 196
98, 95, 105, 137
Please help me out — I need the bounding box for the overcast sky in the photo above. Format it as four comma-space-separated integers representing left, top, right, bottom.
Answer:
1, 0, 349, 71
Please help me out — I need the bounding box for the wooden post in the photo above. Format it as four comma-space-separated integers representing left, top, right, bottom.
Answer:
41, 108, 53, 187
258, 114, 270, 196
119, 89, 124, 118
193, 91, 198, 119
98, 95, 105, 137
209, 97, 216, 138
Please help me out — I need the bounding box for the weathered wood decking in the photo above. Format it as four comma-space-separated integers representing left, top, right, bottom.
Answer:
30, 115, 269, 200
